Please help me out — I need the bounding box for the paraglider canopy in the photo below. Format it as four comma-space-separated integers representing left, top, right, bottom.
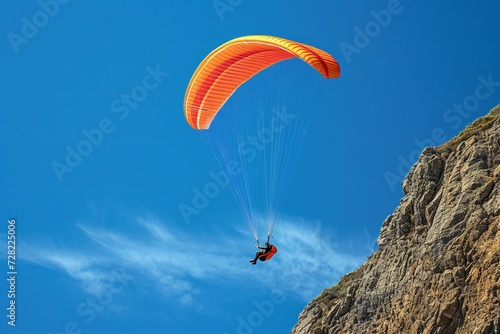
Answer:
183, 35, 340, 245
184, 35, 340, 130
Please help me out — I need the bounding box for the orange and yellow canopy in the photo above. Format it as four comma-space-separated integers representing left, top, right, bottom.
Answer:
184, 35, 340, 130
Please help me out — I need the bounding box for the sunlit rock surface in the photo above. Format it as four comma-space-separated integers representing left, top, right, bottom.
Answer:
292, 105, 500, 334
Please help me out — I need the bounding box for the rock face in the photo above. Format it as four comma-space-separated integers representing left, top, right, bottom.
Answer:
291, 105, 500, 334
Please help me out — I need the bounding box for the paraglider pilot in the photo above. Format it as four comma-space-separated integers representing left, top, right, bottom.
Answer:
250, 242, 276, 265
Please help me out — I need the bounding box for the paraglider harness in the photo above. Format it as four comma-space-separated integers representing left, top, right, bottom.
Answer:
254, 236, 278, 261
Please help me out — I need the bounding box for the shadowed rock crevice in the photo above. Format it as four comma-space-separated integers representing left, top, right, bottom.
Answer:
291, 104, 500, 334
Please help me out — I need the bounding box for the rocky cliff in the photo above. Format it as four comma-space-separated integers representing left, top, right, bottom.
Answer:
291, 105, 500, 334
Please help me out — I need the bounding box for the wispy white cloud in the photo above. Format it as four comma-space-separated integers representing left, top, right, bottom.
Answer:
21, 211, 369, 306
22, 244, 111, 295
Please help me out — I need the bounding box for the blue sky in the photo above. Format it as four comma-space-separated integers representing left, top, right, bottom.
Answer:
2, 1, 500, 333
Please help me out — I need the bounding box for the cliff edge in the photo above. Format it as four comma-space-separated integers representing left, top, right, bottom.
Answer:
291, 105, 500, 334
